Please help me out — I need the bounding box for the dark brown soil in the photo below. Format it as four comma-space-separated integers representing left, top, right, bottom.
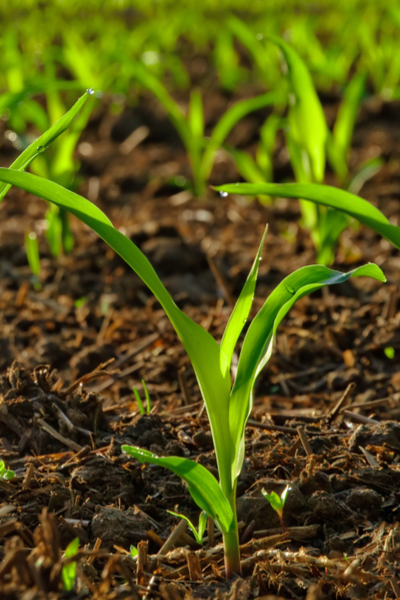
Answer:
1, 87, 400, 599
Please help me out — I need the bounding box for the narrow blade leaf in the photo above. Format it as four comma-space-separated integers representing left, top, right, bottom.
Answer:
220, 226, 267, 368
229, 262, 385, 482
0, 91, 90, 201
269, 36, 327, 182
214, 182, 400, 251
202, 92, 285, 180
122, 446, 234, 533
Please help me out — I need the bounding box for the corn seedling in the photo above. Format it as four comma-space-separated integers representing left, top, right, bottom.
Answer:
25, 232, 41, 291
270, 37, 383, 265
167, 510, 208, 545
132, 60, 284, 197
133, 379, 151, 415
0, 460, 15, 480
0, 167, 385, 577
261, 485, 290, 528
62, 537, 79, 591
130, 545, 138, 557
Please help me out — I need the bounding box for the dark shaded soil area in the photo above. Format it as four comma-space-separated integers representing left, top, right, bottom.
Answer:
1, 86, 400, 599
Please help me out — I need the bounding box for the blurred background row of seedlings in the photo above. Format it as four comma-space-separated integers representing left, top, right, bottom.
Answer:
1, 3, 399, 279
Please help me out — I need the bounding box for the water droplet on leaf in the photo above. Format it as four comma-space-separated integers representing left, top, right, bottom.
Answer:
86, 88, 94, 95
36, 145, 44, 152
286, 285, 295, 294
219, 191, 228, 197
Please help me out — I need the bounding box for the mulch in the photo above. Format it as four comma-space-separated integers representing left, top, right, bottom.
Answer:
0, 83, 400, 599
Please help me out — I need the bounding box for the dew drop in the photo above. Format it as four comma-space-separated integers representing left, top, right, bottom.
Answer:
219, 191, 228, 197
243, 318, 247, 323
36, 145, 44, 152
86, 88, 94, 95
286, 285, 295, 294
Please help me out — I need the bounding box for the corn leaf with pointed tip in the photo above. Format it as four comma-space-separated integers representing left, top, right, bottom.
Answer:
229, 262, 385, 482
214, 182, 400, 251
0, 92, 90, 201
269, 36, 327, 182
122, 446, 234, 534
220, 227, 267, 370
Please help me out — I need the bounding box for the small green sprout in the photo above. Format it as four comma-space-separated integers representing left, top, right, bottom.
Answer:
261, 485, 291, 525
129, 545, 138, 557
24, 232, 41, 291
133, 379, 151, 415
62, 537, 79, 591
384, 347, 395, 359
0, 460, 15, 480
167, 510, 207, 545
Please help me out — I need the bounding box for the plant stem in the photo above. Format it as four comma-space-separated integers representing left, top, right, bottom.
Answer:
222, 483, 241, 579
223, 526, 241, 579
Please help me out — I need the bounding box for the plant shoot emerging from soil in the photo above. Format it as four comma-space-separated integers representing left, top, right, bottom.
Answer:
0, 166, 385, 578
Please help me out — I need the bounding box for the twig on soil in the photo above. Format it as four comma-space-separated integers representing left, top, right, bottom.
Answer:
296, 426, 313, 456
342, 411, 379, 424
36, 417, 82, 452
327, 382, 355, 421
159, 519, 187, 556
63, 358, 119, 396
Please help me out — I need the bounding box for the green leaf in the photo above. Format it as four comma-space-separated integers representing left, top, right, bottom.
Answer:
0, 460, 15, 480
214, 182, 400, 251
167, 510, 208, 544
133, 387, 145, 415
261, 489, 283, 513
202, 92, 284, 180
0, 91, 90, 201
220, 226, 267, 367
229, 262, 385, 482
133, 61, 192, 152
122, 446, 234, 534
0, 168, 233, 503
130, 545, 138, 557
333, 71, 366, 167
62, 537, 79, 591
269, 36, 327, 182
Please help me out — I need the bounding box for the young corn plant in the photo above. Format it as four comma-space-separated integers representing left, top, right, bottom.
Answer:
132, 60, 284, 197
0, 167, 385, 578
270, 36, 382, 265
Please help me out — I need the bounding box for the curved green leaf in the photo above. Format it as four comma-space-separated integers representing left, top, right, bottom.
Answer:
229, 262, 385, 482
269, 36, 327, 182
0, 168, 233, 499
0, 91, 90, 201
202, 92, 285, 180
122, 445, 234, 534
214, 182, 400, 251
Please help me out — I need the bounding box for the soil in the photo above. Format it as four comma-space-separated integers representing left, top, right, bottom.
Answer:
1, 83, 400, 599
